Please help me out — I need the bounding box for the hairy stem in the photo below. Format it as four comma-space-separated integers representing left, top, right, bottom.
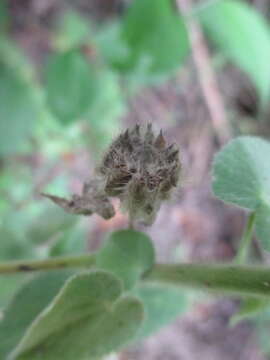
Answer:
0, 254, 96, 274
235, 212, 256, 264
2, 255, 270, 299
144, 263, 270, 298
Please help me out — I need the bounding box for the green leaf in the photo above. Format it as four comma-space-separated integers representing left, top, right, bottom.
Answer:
133, 283, 187, 339
198, 0, 270, 104
0, 227, 33, 261
212, 136, 270, 251
212, 136, 270, 210
256, 322, 270, 356
11, 271, 144, 360
0, 211, 40, 307
45, 50, 96, 124
0, 275, 27, 309
254, 307, 270, 354
96, 22, 130, 72
96, 230, 155, 290
0, 226, 33, 307
0, 63, 39, 155
55, 10, 91, 50
103, 0, 189, 79
230, 298, 269, 327
26, 205, 78, 245
0, 270, 73, 359
83, 70, 124, 154
49, 225, 87, 257
0, 37, 35, 80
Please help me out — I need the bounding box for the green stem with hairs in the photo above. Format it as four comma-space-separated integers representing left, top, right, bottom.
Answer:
2, 255, 270, 299
0, 253, 96, 274
235, 211, 256, 264
144, 263, 270, 299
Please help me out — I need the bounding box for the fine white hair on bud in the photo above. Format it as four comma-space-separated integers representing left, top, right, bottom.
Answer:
99, 124, 181, 225
42, 124, 181, 226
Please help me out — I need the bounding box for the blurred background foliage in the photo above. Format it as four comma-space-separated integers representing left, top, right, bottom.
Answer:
0, 0, 270, 359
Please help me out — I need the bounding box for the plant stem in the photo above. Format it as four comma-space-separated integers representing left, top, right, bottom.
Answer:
235, 212, 256, 264
0, 253, 96, 274
2, 254, 270, 299
144, 263, 270, 299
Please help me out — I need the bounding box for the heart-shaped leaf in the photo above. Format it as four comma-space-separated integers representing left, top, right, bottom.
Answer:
96, 230, 155, 290
10, 271, 144, 360
0, 270, 73, 359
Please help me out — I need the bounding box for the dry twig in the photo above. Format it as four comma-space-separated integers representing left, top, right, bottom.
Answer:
176, 0, 231, 144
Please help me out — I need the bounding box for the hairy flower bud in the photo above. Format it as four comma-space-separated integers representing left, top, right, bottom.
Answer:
43, 124, 181, 226
99, 124, 181, 225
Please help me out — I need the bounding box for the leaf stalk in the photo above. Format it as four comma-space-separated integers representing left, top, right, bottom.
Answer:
235, 211, 256, 264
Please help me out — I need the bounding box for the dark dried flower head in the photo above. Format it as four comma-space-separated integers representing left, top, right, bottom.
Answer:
99, 124, 181, 225
42, 124, 181, 226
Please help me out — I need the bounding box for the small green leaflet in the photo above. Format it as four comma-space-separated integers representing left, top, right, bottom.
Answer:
97, 230, 155, 290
